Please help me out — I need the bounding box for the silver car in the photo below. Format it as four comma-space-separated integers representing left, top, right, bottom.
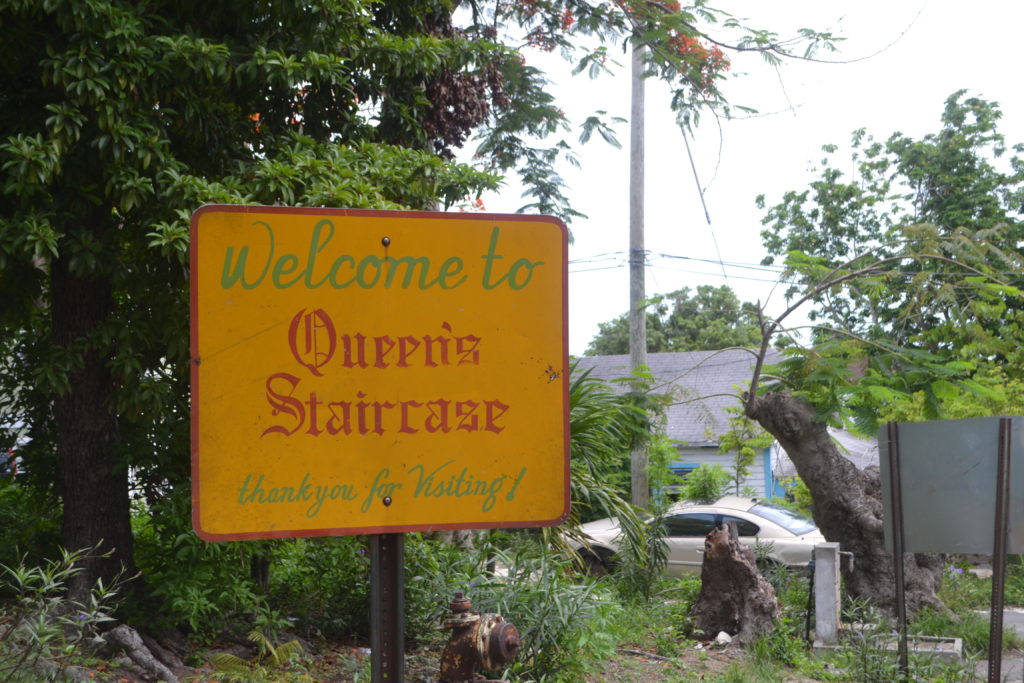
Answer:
576, 496, 825, 575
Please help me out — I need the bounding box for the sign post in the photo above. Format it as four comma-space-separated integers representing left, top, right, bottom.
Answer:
190, 206, 569, 678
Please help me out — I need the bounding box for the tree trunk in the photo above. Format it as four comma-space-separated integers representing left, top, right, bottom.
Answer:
691, 522, 780, 643
52, 256, 137, 603
746, 391, 943, 617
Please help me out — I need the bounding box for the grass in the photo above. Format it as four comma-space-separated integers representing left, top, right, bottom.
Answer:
603, 559, 1020, 682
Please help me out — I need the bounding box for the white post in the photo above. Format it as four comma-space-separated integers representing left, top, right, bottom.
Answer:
814, 542, 841, 645
628, 40, 648, 508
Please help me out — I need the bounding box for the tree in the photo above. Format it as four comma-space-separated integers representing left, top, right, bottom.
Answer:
0, 0, 506, 602
0, 0, 838, 611
585, 285, 761, 355
759, 91, 1024, 347
745, 93, 1024, 615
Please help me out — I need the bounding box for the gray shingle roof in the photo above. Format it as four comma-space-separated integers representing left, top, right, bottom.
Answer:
573, 348, 780, 448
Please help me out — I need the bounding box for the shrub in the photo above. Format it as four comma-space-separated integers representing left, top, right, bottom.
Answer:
268, 537, 371, 640
0, 546, 125, 682
133, 490, 264, 639
472, 541, 620, 681
0, 478, 61, 575
680, 464, 730, 501
403, 533, 490, 646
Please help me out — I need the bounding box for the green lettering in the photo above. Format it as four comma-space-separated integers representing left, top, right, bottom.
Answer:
384, 255, 431, 288
271, 254, 301, 288
356, 255, 383, 288
506, 467, 527, 501
481, 226, 504, 289
327, 254, 356, 288
221, 221, 274, 289
437, 257, 467, 289
306, 219, 335, 288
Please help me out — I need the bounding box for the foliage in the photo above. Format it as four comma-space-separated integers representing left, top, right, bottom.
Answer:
610, 508, 669, 602
679, 463, 731, 501
759, 91, 1024, 337
773, 476, 814, 519
585, 285, 762, 355
716, 409, 773, 495
473, 542, 620, 681
0, 546, 125, 683
402, 532, 491, 646
647, 433, 687, 509
605, 575, 701, 657
559, 367, 668, 586
131, 490, 267, 639
205, 630, 313, 683
754, 93, 1024, 435
0, 0, 842, 619
264, 537, 372, 642
0, 478, 60, 573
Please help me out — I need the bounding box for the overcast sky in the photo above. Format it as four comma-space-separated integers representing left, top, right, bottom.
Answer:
471, 0, 1024, 356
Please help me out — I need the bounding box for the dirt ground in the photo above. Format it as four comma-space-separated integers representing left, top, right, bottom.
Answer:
76, 638, 792, 682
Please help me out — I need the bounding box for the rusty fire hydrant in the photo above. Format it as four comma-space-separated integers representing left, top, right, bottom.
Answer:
439, 592, 520, 682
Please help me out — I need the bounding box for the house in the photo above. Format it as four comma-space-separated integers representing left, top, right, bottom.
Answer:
574, 348, 781, 497
574, 348, 878, 499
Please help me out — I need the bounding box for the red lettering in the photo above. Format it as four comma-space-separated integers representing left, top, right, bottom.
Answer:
325, 400, 352, 435
399, 400, 422, 433
262, 373, 305, 436
484, 399, 509, 434
374, 335, 395, 368
258, 381, 508, 438
456, 334, 481, 366
425, 399, 451, 433
371, 400, 395, 435
306, 391, 323, 436
455, 400, 479, 432
342, 333, 368, 368
423, 334, 449, 367
356, 391, 369, 434
287, 309, 336, 376
397, 336, 420, 366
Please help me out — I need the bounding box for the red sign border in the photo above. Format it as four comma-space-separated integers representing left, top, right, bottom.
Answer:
190, 204, 570, 541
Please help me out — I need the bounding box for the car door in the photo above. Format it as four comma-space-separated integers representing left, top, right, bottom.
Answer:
662, 513, 761, 574
662, 512, 718, 574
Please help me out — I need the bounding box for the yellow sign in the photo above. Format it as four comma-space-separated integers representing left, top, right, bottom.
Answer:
190, 206, 569, 540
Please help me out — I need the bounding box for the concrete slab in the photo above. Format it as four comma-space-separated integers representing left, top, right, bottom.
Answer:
975, 609, 1024, 681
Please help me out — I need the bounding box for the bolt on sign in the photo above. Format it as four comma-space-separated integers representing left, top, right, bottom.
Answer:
190, 206, 569, 540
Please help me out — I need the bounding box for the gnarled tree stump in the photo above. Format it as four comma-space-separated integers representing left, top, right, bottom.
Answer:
691, 522, 780, 644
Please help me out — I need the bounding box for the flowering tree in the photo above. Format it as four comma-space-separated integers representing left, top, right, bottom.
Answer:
0, 0, 838, 615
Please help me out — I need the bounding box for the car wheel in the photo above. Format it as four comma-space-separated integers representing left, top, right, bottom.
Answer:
581, 548, 616, 576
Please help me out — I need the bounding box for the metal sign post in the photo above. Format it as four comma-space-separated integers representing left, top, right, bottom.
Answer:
987, 418, 1012, 683
884, 422, 909, 679
880, 416, 1022, 683
370, 533, 405, 681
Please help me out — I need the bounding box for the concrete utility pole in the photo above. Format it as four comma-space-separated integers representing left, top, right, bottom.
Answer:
628, 41, 649, 508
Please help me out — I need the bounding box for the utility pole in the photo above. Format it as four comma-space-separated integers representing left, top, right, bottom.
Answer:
628, 40, 649, 508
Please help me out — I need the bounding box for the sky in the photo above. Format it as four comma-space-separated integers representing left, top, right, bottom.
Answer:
470, 0, 1024, 356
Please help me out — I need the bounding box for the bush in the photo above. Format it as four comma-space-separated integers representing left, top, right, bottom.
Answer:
268, 537, 371, 640
472, 541, 620, 681
132, 491, 264, 639
0, 546, 125, 681
0, 478, 61, 575
403, 533, 490, 646
679, 464, 730, 501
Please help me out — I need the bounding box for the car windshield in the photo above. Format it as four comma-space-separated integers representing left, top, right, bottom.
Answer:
750, 501, 817, 535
